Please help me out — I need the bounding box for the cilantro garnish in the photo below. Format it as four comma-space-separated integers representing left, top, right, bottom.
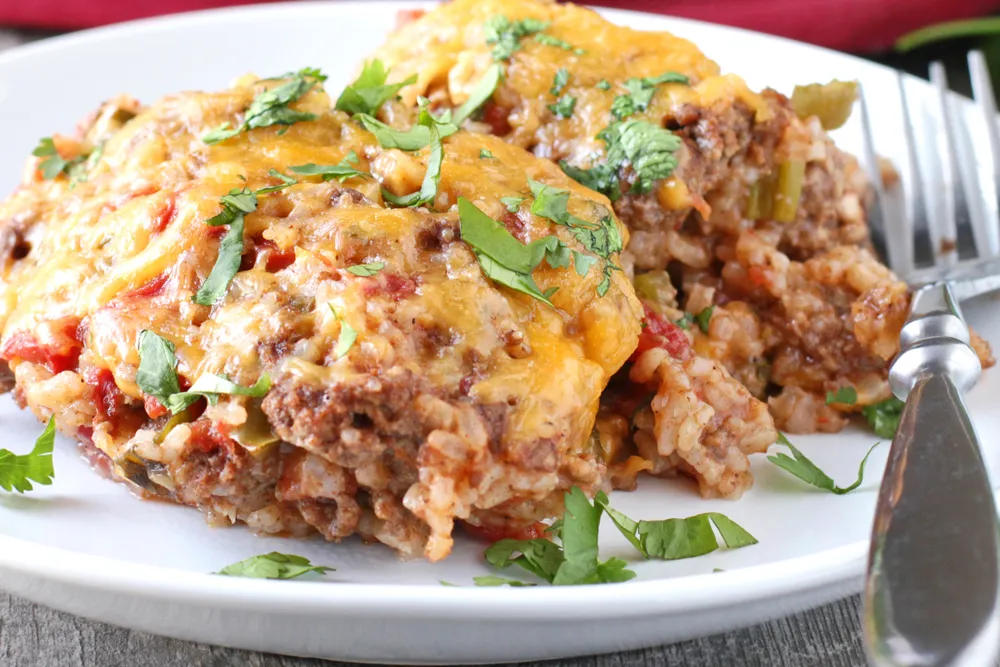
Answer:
484, 15, 550, 61
137, 330, 270, 414
136, 330, 181, 407
534, 33, 582, 54
216, 552, 334, 580
473, 575, 536, 587
500, 196, 525, 212
356, 113, 458, 151
826, 386, 858, 406
289, 151, 369, 183
203, 68, 326, 144
453, 64, 503, 125
528, 179, 622, 295
32, 138, 101, 186
194, 178, 296, 305
484, 487, 636, 585
0, 417, 55, 493
381, 103, 447, 208
611, 72, 689, 121
674, 312, 694, 330
335, 59, 416, 116
548, 95, 577, 119
551, 68, 570, 96
594, 492, 758, 560
768, 433, 879, 495
562, 119, 682, 200
862, 396, 904, 438
596, 80, 611, 91
458, 198, 570, 306
346, 261, 385, 277
480, 149, 494, 159
166, 374, 271, 415
329, 305, 358, 359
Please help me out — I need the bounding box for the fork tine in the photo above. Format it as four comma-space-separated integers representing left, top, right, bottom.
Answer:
857, 83, 898, 271
896, 72, 928, 271
967, 50, 1000, 257
929, 62, 961, 268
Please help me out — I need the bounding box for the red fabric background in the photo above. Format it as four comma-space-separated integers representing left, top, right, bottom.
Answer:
2, 0, 999, 52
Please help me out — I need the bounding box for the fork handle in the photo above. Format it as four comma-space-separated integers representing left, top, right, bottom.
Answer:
864, 283, 1000, 666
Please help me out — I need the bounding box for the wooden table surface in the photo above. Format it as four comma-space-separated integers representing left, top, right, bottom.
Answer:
2, 591, 871, 667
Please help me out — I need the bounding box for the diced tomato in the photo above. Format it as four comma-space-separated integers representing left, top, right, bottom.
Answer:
480, 102, 512, 136
187, 419, 235, 454
256, 238, 295, 272
0, 322, 82, 374
747, 265, 768, 288
143, 395, 168, 420
631, 304, 692, 362
150, 193, 177, 234
462, 520, 549, 543
362, 272, 418, 301
84, 367, 125, 421
395, 8, 425, 28
129, 273, 170, 299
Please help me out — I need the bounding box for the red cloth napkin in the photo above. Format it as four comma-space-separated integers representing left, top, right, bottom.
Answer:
2, 0, 999, 53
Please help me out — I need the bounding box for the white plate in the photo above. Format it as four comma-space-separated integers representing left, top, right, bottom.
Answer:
0, 2, 997, 664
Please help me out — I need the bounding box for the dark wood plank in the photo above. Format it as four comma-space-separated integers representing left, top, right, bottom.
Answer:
0, 592, 868, 667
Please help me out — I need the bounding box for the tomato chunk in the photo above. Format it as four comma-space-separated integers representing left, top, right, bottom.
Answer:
631, 304, 692, 362
0, 322, 82, 374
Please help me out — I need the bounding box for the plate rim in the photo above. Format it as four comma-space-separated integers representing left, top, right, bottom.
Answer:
0, 0, 914, 619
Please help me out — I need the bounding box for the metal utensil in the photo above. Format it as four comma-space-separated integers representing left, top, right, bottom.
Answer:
859, 52, 1000, 667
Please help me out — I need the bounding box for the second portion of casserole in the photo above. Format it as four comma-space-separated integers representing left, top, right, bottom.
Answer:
0, 74, 646, 560
371, 0, 995, 439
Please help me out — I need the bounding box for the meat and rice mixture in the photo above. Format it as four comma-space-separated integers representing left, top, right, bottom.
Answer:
0, 74, 645, 560
0, 0, 993, 559
372, 0, 993, 496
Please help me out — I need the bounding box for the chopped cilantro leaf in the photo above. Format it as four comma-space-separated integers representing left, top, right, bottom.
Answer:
136, 331, 181, 407
335, 59, 416, 116
458, 198, 569, 306
453, 64, 503, 125
674, 313, 694, 330
594, 492, 758, 560
548, 94, 577, 119
862, 397, 904, 438
596, 79, 611, 91
602, 119, 682, 194
768, 433, 879, 495
356, 113, 458, 151
0, 417, 55, 493
138, 330, 270, 414
203, 68, 326, 144
500, 195, 525, 212
559, 161, 619, 201
329, 306, 358, 359
165, 374, 271, 415
256, 169, 297, 193
381, 104, 446, 208
551, 68, 570, 96
289, 151, 369, 183
480, 149, 494, 159
534, 33, 580, 52
346, 261, 385, 277
527, 179, 622, 295
472, 575, 536, 587
826, 386, 858, 405
484, 488, 635, 585
695, 305, 714, 334
216, 552, 333, 580
484, 15, 550, 61
32, 137, 69, 179
611, 71, 689, 120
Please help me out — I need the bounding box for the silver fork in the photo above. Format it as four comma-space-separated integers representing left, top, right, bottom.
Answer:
859, 52, 1000, 667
